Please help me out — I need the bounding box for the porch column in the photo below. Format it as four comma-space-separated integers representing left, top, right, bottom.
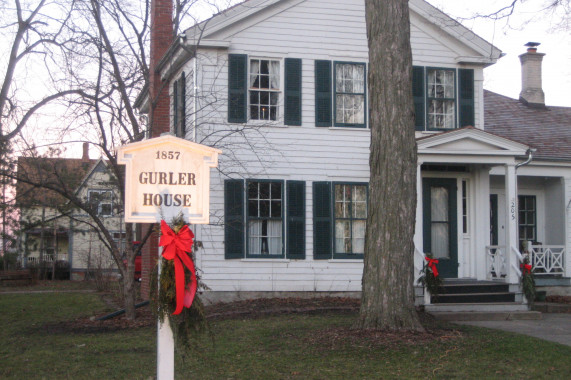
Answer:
565, 177, 571, 278
504, 164, 519, 283
414, 163, 423, 251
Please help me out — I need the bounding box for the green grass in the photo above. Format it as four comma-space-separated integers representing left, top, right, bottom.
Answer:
1, 292, 571, 379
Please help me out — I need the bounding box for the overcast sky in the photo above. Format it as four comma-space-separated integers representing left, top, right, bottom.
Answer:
426, 0, 571, 107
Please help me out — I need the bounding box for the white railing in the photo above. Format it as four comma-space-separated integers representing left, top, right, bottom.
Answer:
486, 245, 507, 280
510, 245, 523, 284
526, 244, 565, 275
27, 254, 68, 265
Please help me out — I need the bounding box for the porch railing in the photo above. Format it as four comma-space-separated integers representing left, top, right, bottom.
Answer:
526, 244, 565, 275
486, 245, 507, 280
27, 254, 68, 265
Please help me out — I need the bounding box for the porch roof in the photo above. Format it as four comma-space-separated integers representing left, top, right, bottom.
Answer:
417, 127, 529, 164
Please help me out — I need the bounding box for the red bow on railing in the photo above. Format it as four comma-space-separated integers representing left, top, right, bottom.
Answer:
520, 263, 532, 275
425, 257, 439, 277
159, 220, 197, 315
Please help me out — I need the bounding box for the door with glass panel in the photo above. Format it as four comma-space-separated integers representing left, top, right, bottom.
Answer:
422, 178, 458, 278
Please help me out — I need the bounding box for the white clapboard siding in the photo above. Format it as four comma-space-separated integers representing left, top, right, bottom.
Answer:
176, 0, 490, 292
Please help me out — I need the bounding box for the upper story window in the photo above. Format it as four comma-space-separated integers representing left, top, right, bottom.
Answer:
413, 66, 474, 132
315, 60, 367, 128
88, 189, 113, 217
228, 54, 301, 126
335, 63, 366, 127
427, 68, 456, 129
249, 59, 280, 121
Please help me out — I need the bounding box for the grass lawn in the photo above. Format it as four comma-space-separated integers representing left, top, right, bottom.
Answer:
1, 291, 571, 379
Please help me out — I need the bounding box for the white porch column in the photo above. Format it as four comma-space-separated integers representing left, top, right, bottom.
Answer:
505, 164, 519, 283
414, 163, 423, 252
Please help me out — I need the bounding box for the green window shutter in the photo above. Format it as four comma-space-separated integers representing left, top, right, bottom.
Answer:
458, 68, 475, 128
228, 54, 248, 123
284, 58, 302, 126
287, 181, 305, 259
314, 60, 332, 127
412, 66, 425, 131
224, 179, 245, 259
180, 72, 186, 136
313, 181, 332, 259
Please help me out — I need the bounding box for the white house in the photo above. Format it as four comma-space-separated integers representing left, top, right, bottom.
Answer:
142, 0, 571, 308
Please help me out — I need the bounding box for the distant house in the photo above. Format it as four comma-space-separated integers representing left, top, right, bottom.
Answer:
15, 144, 129, 280
139, 0, 571, 310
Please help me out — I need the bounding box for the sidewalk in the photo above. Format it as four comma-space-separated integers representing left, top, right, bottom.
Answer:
455, 312, 571, 347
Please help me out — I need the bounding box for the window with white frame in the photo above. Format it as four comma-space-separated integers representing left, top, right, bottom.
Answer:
249, 59, 280, 121
334, 184, 367, 257
247, 181, 283, 256
88, 189, 113, 216
335, 63, 366, 127
427, 68, 456, 130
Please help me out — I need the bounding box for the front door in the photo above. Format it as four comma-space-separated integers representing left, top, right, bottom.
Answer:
423, 178, 458, 278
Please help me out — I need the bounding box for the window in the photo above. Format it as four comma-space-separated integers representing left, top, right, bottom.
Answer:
113, 232, 127, 254
88, 190, 113, 216
334, 63, 366, 127
249, 59, 280, 121
413, 67, 474, 131
173, 73, 186, 138
313, 182, 368, 259
427, 68, 455, 130
247, 181, 283, 256
334, 184, 367, 257
224, 179, 305, 259
518, 195, 536, 245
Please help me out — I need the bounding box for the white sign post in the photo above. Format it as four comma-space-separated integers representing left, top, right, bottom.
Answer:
118, 135, 221, 380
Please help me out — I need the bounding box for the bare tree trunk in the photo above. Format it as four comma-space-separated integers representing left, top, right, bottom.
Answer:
356, 0, 423, 331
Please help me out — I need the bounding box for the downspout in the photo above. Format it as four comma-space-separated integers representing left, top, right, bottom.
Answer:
516, 148, 536, 169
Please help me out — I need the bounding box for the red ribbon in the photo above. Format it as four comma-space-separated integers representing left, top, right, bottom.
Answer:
159, 220, 196, 315
425, 257, 439, 277
520, 263, 532, 275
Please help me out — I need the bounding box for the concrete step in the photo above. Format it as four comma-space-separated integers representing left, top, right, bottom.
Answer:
429, 310, 542, 321
433, 292, 515, 304
425, 302, 529, 313
438, 282, 509, 295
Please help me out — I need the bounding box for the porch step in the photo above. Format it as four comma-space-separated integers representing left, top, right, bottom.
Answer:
535, 276, 571, 287
432, 279, 516, 304
425, 302, 529, 313
429, 310, 541, 321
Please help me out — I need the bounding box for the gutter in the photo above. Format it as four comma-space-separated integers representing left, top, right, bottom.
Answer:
516, 148, 536, 169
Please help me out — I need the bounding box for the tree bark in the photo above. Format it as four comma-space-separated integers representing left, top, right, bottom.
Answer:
356, 0, 423, 331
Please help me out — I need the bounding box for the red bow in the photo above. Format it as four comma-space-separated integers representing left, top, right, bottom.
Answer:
520, 263, 532, 275
159, 220, 197, 315
425, 257, 439, 277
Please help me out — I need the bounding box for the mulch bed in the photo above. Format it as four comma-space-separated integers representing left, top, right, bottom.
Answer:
546, 295, 571, 304
42, 296, 460, 345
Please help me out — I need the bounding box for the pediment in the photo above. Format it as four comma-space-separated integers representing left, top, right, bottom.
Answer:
417, 128, 528, 157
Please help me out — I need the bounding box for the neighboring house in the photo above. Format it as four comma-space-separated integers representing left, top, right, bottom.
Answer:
140, 0, 571, 308
15, 144, 128, 280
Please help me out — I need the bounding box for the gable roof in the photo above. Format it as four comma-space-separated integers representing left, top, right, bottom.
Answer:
16, 157, 98, 208
484, 90, 571, 162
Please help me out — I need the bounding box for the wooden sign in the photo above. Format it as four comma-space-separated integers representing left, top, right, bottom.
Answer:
117, 135, 221, 224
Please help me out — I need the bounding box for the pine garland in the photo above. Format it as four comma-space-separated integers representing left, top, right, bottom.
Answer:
150, 217, 210, 352
417, 254, 443, 299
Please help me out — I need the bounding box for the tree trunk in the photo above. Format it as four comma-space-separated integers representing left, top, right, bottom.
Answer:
356, 0, 423, 331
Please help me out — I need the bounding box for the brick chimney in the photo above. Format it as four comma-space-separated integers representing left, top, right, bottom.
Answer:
519, 42, 545, 108
141, 0, 174, 300
149, 0, 173, 137
81, 142, 89, 161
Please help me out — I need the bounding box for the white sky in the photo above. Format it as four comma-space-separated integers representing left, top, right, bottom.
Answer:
426, 0, 571, 107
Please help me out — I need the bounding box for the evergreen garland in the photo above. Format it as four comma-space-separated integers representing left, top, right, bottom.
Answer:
417, 254, 443, 299
150, 217, 210, 352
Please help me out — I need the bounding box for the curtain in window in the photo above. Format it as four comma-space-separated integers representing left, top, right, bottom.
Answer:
249, 60, 260, 87
267, 220, 282, 255
248, 221, 262, 255
269, 61, 280, 90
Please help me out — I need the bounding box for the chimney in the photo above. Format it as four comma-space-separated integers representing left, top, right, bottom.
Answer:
149, 0, 173, 137
82, 142, 89, 161
519, 42, 545, 108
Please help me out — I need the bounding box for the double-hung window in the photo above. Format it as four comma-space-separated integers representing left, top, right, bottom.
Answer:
518, 195, 536, 246
224, 179, 305, 259
313, 182, 368, 259
88, 189, 113, 216
247, 181, 283, 256
315, 61, 366, 128
249, 59, 280, 121
427, 68, 456, 130
334, 184, 367, 257
335, 63, 366, 127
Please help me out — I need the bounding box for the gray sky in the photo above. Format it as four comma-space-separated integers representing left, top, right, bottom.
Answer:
427, 0, 571, 107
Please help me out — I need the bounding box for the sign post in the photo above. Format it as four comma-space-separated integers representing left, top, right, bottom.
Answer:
118, 135, 221, 380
